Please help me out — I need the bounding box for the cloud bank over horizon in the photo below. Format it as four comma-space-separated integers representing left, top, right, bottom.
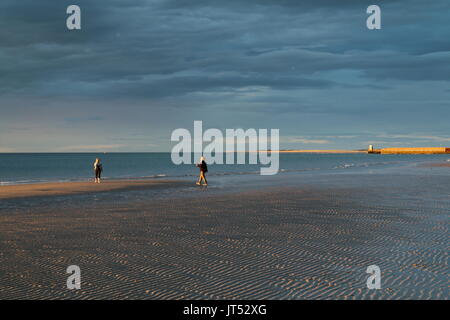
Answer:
0, 0, 449, 152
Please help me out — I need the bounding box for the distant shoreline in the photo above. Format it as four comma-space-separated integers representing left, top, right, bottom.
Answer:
0, 148, 449, 155
278, 150, 366, 154
279, 147, 450, 154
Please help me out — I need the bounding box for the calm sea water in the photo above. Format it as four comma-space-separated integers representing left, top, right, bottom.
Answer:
0, 153, 449, 185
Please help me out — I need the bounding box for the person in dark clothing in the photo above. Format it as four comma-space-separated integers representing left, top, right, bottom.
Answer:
93, 158, 103, 183
196, 156, 208, 186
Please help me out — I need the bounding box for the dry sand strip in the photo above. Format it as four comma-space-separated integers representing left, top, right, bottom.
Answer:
0, 179, 189, 200
0, 185, 447, 300
418, 162, 450, 168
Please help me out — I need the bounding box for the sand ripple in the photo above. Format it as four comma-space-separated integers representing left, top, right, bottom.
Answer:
0, 183, 448, 299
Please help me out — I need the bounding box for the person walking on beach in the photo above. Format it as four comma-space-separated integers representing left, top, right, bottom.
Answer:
93, 158, 103, 183
196, 156, 208, 186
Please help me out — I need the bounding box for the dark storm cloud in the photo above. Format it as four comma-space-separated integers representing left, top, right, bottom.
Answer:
1, 0, 450, 151
0, 0, 449, 99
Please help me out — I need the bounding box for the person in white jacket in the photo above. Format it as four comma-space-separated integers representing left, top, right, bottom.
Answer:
93, 158, 103, 183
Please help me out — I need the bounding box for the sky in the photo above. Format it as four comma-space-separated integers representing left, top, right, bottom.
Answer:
0, 0, 449, 152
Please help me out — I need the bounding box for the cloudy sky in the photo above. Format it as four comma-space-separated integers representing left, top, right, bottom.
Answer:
0, 0, 449, 152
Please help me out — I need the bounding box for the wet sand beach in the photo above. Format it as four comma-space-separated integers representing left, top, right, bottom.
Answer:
0, 172, 448, 300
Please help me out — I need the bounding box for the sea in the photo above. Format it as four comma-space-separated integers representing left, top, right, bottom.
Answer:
0, 153, 449, 186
